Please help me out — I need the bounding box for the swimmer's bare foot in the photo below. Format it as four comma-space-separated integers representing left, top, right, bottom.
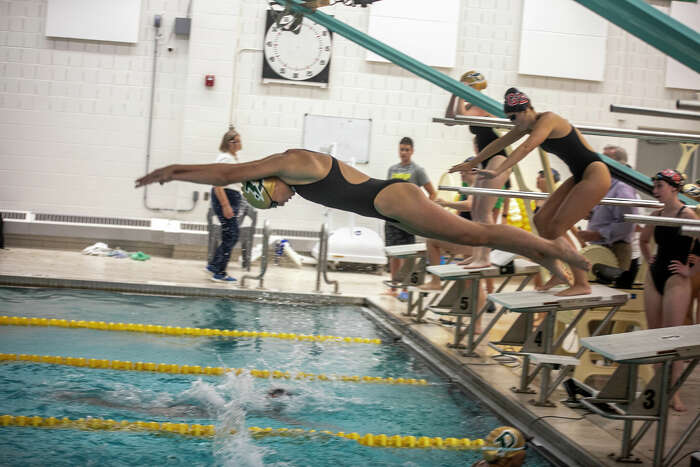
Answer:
536, 274, 568, 292
462, 261, 491, 270
537, 257, 570, 286
555, 283, 592, 296
552, 238, 590, 273
419, 282, 442, 291
671, 395, 687, 412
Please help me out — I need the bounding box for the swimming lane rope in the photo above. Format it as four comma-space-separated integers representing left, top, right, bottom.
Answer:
0, 315, 381, 345
0, 353, 428, 386
0, 414, 495, 450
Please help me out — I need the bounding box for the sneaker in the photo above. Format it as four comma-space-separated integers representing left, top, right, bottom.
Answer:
204, 265, 216, 274
397, 291, 409, 302
211, 273, 237, 283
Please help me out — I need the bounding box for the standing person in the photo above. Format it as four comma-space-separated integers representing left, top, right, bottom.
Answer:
451, 87, 610, 296
136, 149, 589, 284
446, 71, 512, 269
640, 169, 699, 412
385, 137, 437, 298
206, 128, 244, 283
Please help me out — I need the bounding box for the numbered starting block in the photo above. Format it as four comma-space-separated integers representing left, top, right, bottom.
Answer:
576, 325, 700, 467
423, 257, 539, 354
488, 284, 629, 407
383, 243, 427, 289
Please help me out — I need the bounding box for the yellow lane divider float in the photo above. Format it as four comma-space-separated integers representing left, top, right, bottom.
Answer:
0, 315, 381, 345
0, 414, 496, 450
0, 353, 428, 386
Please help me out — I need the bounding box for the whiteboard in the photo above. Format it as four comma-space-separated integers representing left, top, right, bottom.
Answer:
302, 114, 372, 164
46, 0, 142, 43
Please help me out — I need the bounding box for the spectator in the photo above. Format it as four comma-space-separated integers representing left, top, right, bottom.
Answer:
206, 128, 244, 283
385, 137, 436, 299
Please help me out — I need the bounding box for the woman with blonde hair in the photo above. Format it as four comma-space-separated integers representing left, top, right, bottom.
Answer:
446, 71, 512, 269
206, 128, 244, 282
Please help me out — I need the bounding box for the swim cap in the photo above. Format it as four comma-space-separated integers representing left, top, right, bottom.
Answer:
683, 184, 700, 200
482, 426, 525, 462
460, 70, 487, 90
242, 178, 278, 209
651, 169, 684, 189
503, 87, 531, 113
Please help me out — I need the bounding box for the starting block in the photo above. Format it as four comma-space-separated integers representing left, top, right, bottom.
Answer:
488, 284, 629, 406
578, 325, 700, 466
423, 258, 539, 354
383, 243, 427, 290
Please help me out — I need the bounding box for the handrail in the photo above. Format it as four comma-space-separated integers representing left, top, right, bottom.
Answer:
315, 223, 339, 294
240, 220, 270, 289
439, 186, 664, 208
433, 115, 700, 144
624, 214, 700, 227
610, 104, 700, 121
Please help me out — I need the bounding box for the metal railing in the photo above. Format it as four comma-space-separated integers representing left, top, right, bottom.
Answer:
439, 186, 665, 208
433, 115, 700, 144
610, 104, 700, 121
240, 220, 271, 289
314, 223, 339, 294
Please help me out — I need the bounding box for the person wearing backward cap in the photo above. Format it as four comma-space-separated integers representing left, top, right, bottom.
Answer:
136, 149, 590, 284
451, 87, 610, 296
445, 71, 512, 270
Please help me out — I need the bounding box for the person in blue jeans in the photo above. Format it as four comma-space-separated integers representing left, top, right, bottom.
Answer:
207, 128, 244, 282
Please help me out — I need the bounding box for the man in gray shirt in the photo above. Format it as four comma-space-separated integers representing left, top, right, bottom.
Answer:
385, 136, 436, 298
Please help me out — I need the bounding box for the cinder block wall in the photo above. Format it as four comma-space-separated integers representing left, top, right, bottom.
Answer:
1, 0, 697, 232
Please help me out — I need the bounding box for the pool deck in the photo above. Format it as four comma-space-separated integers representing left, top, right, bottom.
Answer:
0, 246, 698, 467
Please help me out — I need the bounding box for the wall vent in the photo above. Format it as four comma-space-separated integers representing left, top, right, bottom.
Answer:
1, 211, 28, 221
33, 214, 151, 228
180, 222, 208, 232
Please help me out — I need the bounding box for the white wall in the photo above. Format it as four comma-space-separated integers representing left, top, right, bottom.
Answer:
1, 0, 699, 232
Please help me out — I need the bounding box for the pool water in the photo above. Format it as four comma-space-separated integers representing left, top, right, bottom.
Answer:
0, 287, 552, 466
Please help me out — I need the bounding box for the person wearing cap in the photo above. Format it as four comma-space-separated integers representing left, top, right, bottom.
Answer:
578, 145, 639, 277
450, 87, 610, 296
446, 71, 512, 269
136, 149, 591, 285
206, 128, 244, 283
640, 168, 699, 412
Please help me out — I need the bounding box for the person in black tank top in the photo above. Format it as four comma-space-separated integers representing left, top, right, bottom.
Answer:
136, 148, 593, 287
640, 169, 699, 412
445, 71, 513, 270
450, 87, 611, 297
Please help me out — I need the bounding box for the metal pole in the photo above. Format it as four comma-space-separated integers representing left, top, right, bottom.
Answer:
610, 104, 700, 121
677, 100, 700, 111
314, 223, 339, 294
240, 220, 270, 289
625, 214, 700, 227
433, 116, 700, 144
441, 186, 665, 208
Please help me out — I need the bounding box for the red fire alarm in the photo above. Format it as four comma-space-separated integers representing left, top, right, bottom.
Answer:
205, 75, 215, 87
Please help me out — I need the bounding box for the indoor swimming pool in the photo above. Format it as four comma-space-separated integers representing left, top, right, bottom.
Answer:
0, 286, 552, 466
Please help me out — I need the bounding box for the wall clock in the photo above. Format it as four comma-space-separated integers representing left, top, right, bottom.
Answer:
262, 10, 332, 87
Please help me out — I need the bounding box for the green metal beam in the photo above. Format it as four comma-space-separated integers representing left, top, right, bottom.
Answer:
271, 0, 505, 117
574, 0, 700, 73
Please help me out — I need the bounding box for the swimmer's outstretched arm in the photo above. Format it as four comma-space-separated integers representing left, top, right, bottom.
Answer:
135, 151, 320, 188
485, 114, 556, 178
449, 127, 526, 173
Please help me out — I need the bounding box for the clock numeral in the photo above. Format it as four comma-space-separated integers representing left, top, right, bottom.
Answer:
279, 68, 286, 75
270, 57, 275, 62
306, 71, 313, 77
320, 60, 326, 66
293, 73, 299, 79
325, 46, 330, 52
